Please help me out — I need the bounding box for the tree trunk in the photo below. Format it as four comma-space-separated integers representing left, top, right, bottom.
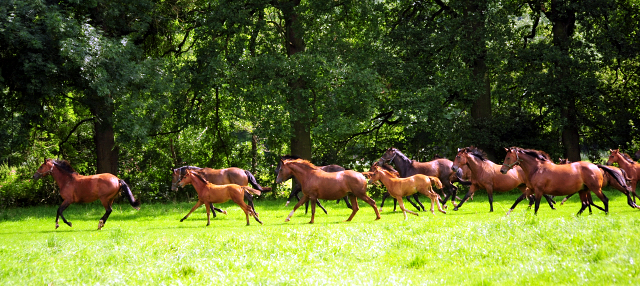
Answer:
546, 0, 579, 161
90, 102, 119, 175
465, 0, 494, 160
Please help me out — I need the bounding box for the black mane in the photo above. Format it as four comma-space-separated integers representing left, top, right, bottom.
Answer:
464, 146, 487, 161
177, 166, 202, 176
52, 159, 78, 174
191, 172, 209, 184
513, 147, 550, 161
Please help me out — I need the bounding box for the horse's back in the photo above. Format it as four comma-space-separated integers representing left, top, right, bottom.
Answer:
73, 173, 121, 203
203, 167, 249, 186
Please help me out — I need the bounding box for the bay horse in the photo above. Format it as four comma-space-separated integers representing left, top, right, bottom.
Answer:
275, 158, 381, 223
377, 147, 470, 208
276, 155, 352, 214
171, 166, 270, 215
558, 158, 638, 209
606, 149, 640, 203
367, 165, 446, 220
177, 169, 262, 226
500, 147, 624, 215
32, 159, 140, 230
451, 147, 556, 213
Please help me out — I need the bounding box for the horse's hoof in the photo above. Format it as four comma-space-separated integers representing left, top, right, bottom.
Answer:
284, 219, 290, 222
221, 210, 227, 215
97, 220, 104, 230
453, 207, 459, 211
55, 224, 59, 229
67, 222, 72, 227
285, 201, 290, 206
180, 219, 184, 222
308, 221, 314, 224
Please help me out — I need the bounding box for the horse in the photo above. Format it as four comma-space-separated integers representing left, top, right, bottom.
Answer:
451, 147, 556, 213
275, 158, 381, 223
171, 166, 270, 215
32, 159, 140, 230
276, 155, 352, 214
558, 158, 638, 209
606, 149, 640, 203
499, 147, 625, 215
177, 169, 262, 226
377, 147, 471, 208
367, 165, 446, 220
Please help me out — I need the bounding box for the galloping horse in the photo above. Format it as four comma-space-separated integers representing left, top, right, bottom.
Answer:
276, 155, 352, 214
606, 149, 640, 203
33, 159, 140, 230
500, 147, 624, 215
370, 162, 423, 212
377, 147, 470, 208
177, 169, 262, 226
367, 165, 446, 220
558, 158, 638, 209
451, 147, 556, 212
276, 158, 381, 223
171, 166, 270, 215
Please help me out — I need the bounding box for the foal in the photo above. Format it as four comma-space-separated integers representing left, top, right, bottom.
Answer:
368, 166, 446, 220
178, 170, 262, 226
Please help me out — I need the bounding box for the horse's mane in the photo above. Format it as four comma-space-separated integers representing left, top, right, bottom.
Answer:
464, 146, 487, 161
378, 163, 399, 176
620, 152, 636, 164
283, 158, 319, 170
388, 147, 412, 163
375, 166, 399, 178
189, 171, 209, 184
177, 166, 202, 176
513, 147, 551, 161
52, 159, 78, 174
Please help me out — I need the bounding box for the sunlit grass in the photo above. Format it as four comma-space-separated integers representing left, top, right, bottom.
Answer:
1, 189, 639, 285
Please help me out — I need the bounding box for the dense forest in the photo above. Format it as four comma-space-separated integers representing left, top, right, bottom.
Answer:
1, 0, 639, 207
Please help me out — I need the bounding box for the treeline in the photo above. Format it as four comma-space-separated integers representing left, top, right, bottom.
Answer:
1, 0, 639, 207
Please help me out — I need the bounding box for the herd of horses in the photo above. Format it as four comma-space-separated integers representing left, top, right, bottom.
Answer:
32, 147, 640, 229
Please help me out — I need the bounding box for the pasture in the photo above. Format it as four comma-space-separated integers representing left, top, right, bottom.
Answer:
1, 190, 639, 285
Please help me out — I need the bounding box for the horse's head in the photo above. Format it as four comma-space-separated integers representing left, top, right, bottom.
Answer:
171, 168, 184, 191
379, 147, 398, 164
452, 148, 469, 172
606, 149, 620, 166
500, 147, 521, 174
367, 166, 384, 185
33, 158, 55, 180
275, 159, 293, 184
178, 169, 194, 187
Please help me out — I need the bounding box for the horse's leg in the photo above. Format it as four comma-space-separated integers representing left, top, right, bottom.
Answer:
181, 201, 203, 222
209, 203, 217, 218
286, 185, 301, 207
316, 199, 328, 215
244, 191, 256, 216
533, 192, 543, 215
506, 194, 527, 216
577, 191, 590, 215
405, 195, 422, 212
543, 195, 556, 210
56, 200, 73, 229
344, 195, 362, 222
486, 189, 496, 212
397, 197, 418, 220
413, 193, 426, 211
588, 190, 608, 214
453, 185, 477, 211
309, 196, 318, 224
431, 192, 446, 214
205, 203, 211, 226
343, 196, 352, 209
285, 195, 310, 222
380, 192, 390, 212
97, 199, 114, 230
561, 194, 574, 205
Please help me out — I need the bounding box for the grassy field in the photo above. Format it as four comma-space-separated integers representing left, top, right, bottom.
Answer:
1, 189, 639, 285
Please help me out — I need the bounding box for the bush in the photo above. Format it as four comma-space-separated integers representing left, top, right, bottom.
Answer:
0, 163, 60, 208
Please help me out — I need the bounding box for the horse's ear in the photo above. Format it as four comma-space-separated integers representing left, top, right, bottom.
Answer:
457, 148, 461, 152
504, 148, 509, 152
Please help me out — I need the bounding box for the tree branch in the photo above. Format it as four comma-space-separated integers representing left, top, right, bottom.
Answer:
336, 111, 400, 146
58, 117, 95, 156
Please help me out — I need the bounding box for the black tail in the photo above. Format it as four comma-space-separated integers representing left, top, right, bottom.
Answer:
454, 168, 472, 185
597, 165, 629, 192
244, 170, 271, 193
119, 179, 141, 210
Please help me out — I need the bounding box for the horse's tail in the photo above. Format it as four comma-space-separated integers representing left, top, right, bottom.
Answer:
429, 176, 443, 190
242, 186, 262, 196
454, 168, 472, 185
597, 165, 629, 192
244, 170, 271, 193
620, 168, 633, 183
119, 179, 141, 210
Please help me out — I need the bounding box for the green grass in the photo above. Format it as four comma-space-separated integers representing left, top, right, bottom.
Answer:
1, 189, 639, 285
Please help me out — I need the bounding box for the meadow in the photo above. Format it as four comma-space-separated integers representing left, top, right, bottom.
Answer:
1, 189, 639, 285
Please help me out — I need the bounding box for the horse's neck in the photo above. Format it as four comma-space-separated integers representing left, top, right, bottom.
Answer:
378, 173, 399, 189
518, 155, 544, 179
187, 175, 208, 193
51, 168, 76, 189
465, 156, 491, 175
392, 154, 413, 177
616, 155, 636, 172
287, 163, 316, 186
